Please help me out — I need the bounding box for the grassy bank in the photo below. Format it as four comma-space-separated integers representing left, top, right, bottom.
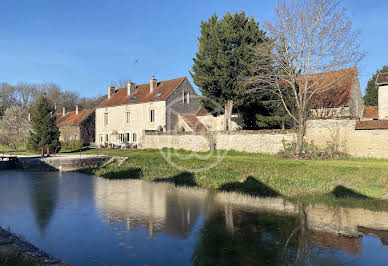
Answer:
80, 149, 388, 200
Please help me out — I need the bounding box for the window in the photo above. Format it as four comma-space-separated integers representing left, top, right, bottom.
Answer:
119, 133, 125, 143
150, 110, 155, 123
130, 96, 137, 102
183, 91, 186, 103
125, 112, 130, 124
132, 132, 137, 143
104, 113, 109, 126
186, 92, 190, 104
99, 134, 103, 143
125, 133, 130, 142
105, 134, 108, 142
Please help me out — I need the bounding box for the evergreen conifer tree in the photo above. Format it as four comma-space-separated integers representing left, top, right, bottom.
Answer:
191, 12, 267, 130
27, 93, 60, 152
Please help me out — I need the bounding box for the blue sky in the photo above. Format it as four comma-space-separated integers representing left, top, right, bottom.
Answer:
0, 0, 386, 98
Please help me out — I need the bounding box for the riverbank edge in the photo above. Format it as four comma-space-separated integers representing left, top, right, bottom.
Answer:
81, 167, 388, 213
0, 227, 69, 266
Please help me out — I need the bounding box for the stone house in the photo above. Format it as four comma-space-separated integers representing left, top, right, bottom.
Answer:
308, 67, 364, 118
56, 105, 95, 144
95, 76, 200, 147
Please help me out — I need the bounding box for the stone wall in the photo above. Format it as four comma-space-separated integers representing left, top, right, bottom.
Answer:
59, 125, 81, 142
143, 119, 388, 158
306, 119, 388, 158
143, 131, 295, 154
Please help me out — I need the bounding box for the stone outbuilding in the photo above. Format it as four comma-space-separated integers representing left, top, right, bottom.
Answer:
56, 105, 95, 144
308, 67, 364, 118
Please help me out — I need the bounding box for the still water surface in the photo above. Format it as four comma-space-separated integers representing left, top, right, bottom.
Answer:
0, 170, 387, 265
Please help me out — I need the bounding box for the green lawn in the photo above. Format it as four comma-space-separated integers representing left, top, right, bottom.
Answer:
79, 148, 388, 200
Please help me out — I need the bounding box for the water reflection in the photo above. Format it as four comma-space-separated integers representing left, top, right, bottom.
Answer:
0, 171, 387, 265
94, 178, 388, 265
28, 173, 58, 235
94, 179, 206, 238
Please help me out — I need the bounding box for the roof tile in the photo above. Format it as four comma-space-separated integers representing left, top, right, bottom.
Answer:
98, 77, 186, 108
376, 72, 388, 85
362, 106, 378, 119
57, 109, 94, 126
355, 120, 388, 130
308, 68, 357, 108
179, 114, 207, 132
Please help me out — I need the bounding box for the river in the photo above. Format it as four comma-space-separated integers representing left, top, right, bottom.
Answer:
0, 170, 387, 265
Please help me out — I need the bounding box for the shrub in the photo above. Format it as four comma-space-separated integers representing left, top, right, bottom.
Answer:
279, 139, 347, 159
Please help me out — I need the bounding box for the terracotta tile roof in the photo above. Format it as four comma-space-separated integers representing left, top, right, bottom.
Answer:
98, 77, 186, 108
376, 72, 388, 85
195, 106, 210, 116
179, 114, 207, 132
56, 109, 94, 126
307, 68, 357, 108
362, 106, 378, 119
355, 120, 388, 130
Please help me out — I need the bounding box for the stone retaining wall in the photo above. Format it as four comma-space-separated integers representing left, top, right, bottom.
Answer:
142, 131, 295, 154
143, 119, 388, 158
18, 155, 111, 172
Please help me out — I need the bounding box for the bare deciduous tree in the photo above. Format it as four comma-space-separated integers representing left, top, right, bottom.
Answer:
246, 0, 364, 153
0, 106, 30, 151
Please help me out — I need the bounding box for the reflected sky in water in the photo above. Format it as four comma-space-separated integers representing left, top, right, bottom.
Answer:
0, 170, 387, 265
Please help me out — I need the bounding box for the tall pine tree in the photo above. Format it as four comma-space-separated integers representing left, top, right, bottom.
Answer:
364, 65, 388, 106
191, 12, 267, 130
27, 93, 60, 152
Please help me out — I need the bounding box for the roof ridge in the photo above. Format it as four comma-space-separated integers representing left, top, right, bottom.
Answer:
116, 76, 187, 90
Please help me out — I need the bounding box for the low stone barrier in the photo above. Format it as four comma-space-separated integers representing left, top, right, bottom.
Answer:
142, 131, 295, 154
17, 155, 110, 172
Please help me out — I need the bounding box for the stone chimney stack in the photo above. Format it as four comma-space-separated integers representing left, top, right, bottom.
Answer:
377, 72, 388, 120
127, 82, 136, 96
108, 86, 116, 99
150, 76, 157, 93
62, 107, 66, 116
76, 105, 79, 115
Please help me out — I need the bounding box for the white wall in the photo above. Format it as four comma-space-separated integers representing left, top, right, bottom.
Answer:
378, 84, 388, 120
95, 101, 166, 146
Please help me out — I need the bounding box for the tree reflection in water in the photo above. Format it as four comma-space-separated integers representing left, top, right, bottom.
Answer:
192, 203, 354, 265
29, 173, 58, 235
192, 204, 300, 265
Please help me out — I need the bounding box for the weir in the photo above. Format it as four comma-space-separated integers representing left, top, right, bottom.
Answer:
0, 155, 111, 172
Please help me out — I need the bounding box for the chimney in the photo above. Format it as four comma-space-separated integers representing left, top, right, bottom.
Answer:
377, 72, 388, 120
62, 107, 66, 116
108, 86, 116, 99
76, 105, 79, 115
150, 76, 157, 93
127, 82, 136, 96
